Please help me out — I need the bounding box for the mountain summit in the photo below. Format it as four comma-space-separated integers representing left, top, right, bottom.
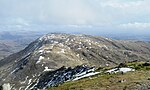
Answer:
0, 33, 150, 89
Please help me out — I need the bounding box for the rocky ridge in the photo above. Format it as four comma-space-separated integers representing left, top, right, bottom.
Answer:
0, 33, 150, 89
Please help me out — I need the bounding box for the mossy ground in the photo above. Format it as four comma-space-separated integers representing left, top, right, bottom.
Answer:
49, 62, 150, 90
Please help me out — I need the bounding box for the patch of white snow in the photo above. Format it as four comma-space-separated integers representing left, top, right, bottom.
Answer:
44, 67, 53, 71
61, 49, 65, 53
119, 68, 135, 73
2, 83, 11, 90
38, 50, 44, 53
36, 56, 45, 64
73, 72, 100, 81
106, 67, 135, 73
28, 79, 32, 85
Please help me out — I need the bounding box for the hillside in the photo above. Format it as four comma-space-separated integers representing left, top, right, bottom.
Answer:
49, 63, 150, 90
0, 33, 150, 90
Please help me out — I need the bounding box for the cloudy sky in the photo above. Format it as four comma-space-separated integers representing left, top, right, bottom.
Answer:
0, 0, 150, 33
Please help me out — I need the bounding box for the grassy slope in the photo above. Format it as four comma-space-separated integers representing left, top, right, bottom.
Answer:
49, 62, 150, 90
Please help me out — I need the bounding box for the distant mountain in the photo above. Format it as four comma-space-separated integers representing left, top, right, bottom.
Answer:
0, 40, 24, 60
0, 31, 42, 60
0, 33, 150, 90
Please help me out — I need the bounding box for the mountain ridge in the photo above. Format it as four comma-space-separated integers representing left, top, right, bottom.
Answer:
0, 33, 150, 89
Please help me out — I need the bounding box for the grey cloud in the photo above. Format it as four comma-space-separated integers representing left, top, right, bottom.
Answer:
0, 0, 150, 29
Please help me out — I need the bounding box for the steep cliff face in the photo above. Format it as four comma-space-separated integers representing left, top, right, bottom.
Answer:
0, 33, 150, 89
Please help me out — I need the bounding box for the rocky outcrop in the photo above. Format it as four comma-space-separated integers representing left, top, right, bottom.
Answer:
31, 65, 95, 89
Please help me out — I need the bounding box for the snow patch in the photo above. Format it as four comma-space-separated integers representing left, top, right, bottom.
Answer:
73, 72, 100, 81
25, 79, 34, 90
103, 45, 109, 50
78, 48, 82, 50
28, 79, 32, 85
58, 43, 64, 47
89, 43, 91, 45
120, 68, 135, 73
44, 67, 53, 72
10, 68, 19, 74
66, 38, 70, 42
54, 41, 59, 44
32, 74, 36, 78
2, 83, 11, 90
76, 54, 80, 57
61, 49, 65, 53
46, 51, 51, 53
42, 64, 44, 66
19, 87, 24, 90
36, 56, 45, 64
38, 50, 44, 53
106, 67, 135, 73
20, 76, 29, 84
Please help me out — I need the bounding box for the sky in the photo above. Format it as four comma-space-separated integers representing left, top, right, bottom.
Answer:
0, 0, 150, 35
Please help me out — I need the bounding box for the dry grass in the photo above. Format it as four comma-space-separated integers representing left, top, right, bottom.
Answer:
49, 62, 150, 90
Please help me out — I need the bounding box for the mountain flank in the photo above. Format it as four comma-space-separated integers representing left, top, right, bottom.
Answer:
0, 33, 150, 90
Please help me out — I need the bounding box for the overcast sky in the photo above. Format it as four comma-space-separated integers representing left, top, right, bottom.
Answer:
0, 0, 150, 32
